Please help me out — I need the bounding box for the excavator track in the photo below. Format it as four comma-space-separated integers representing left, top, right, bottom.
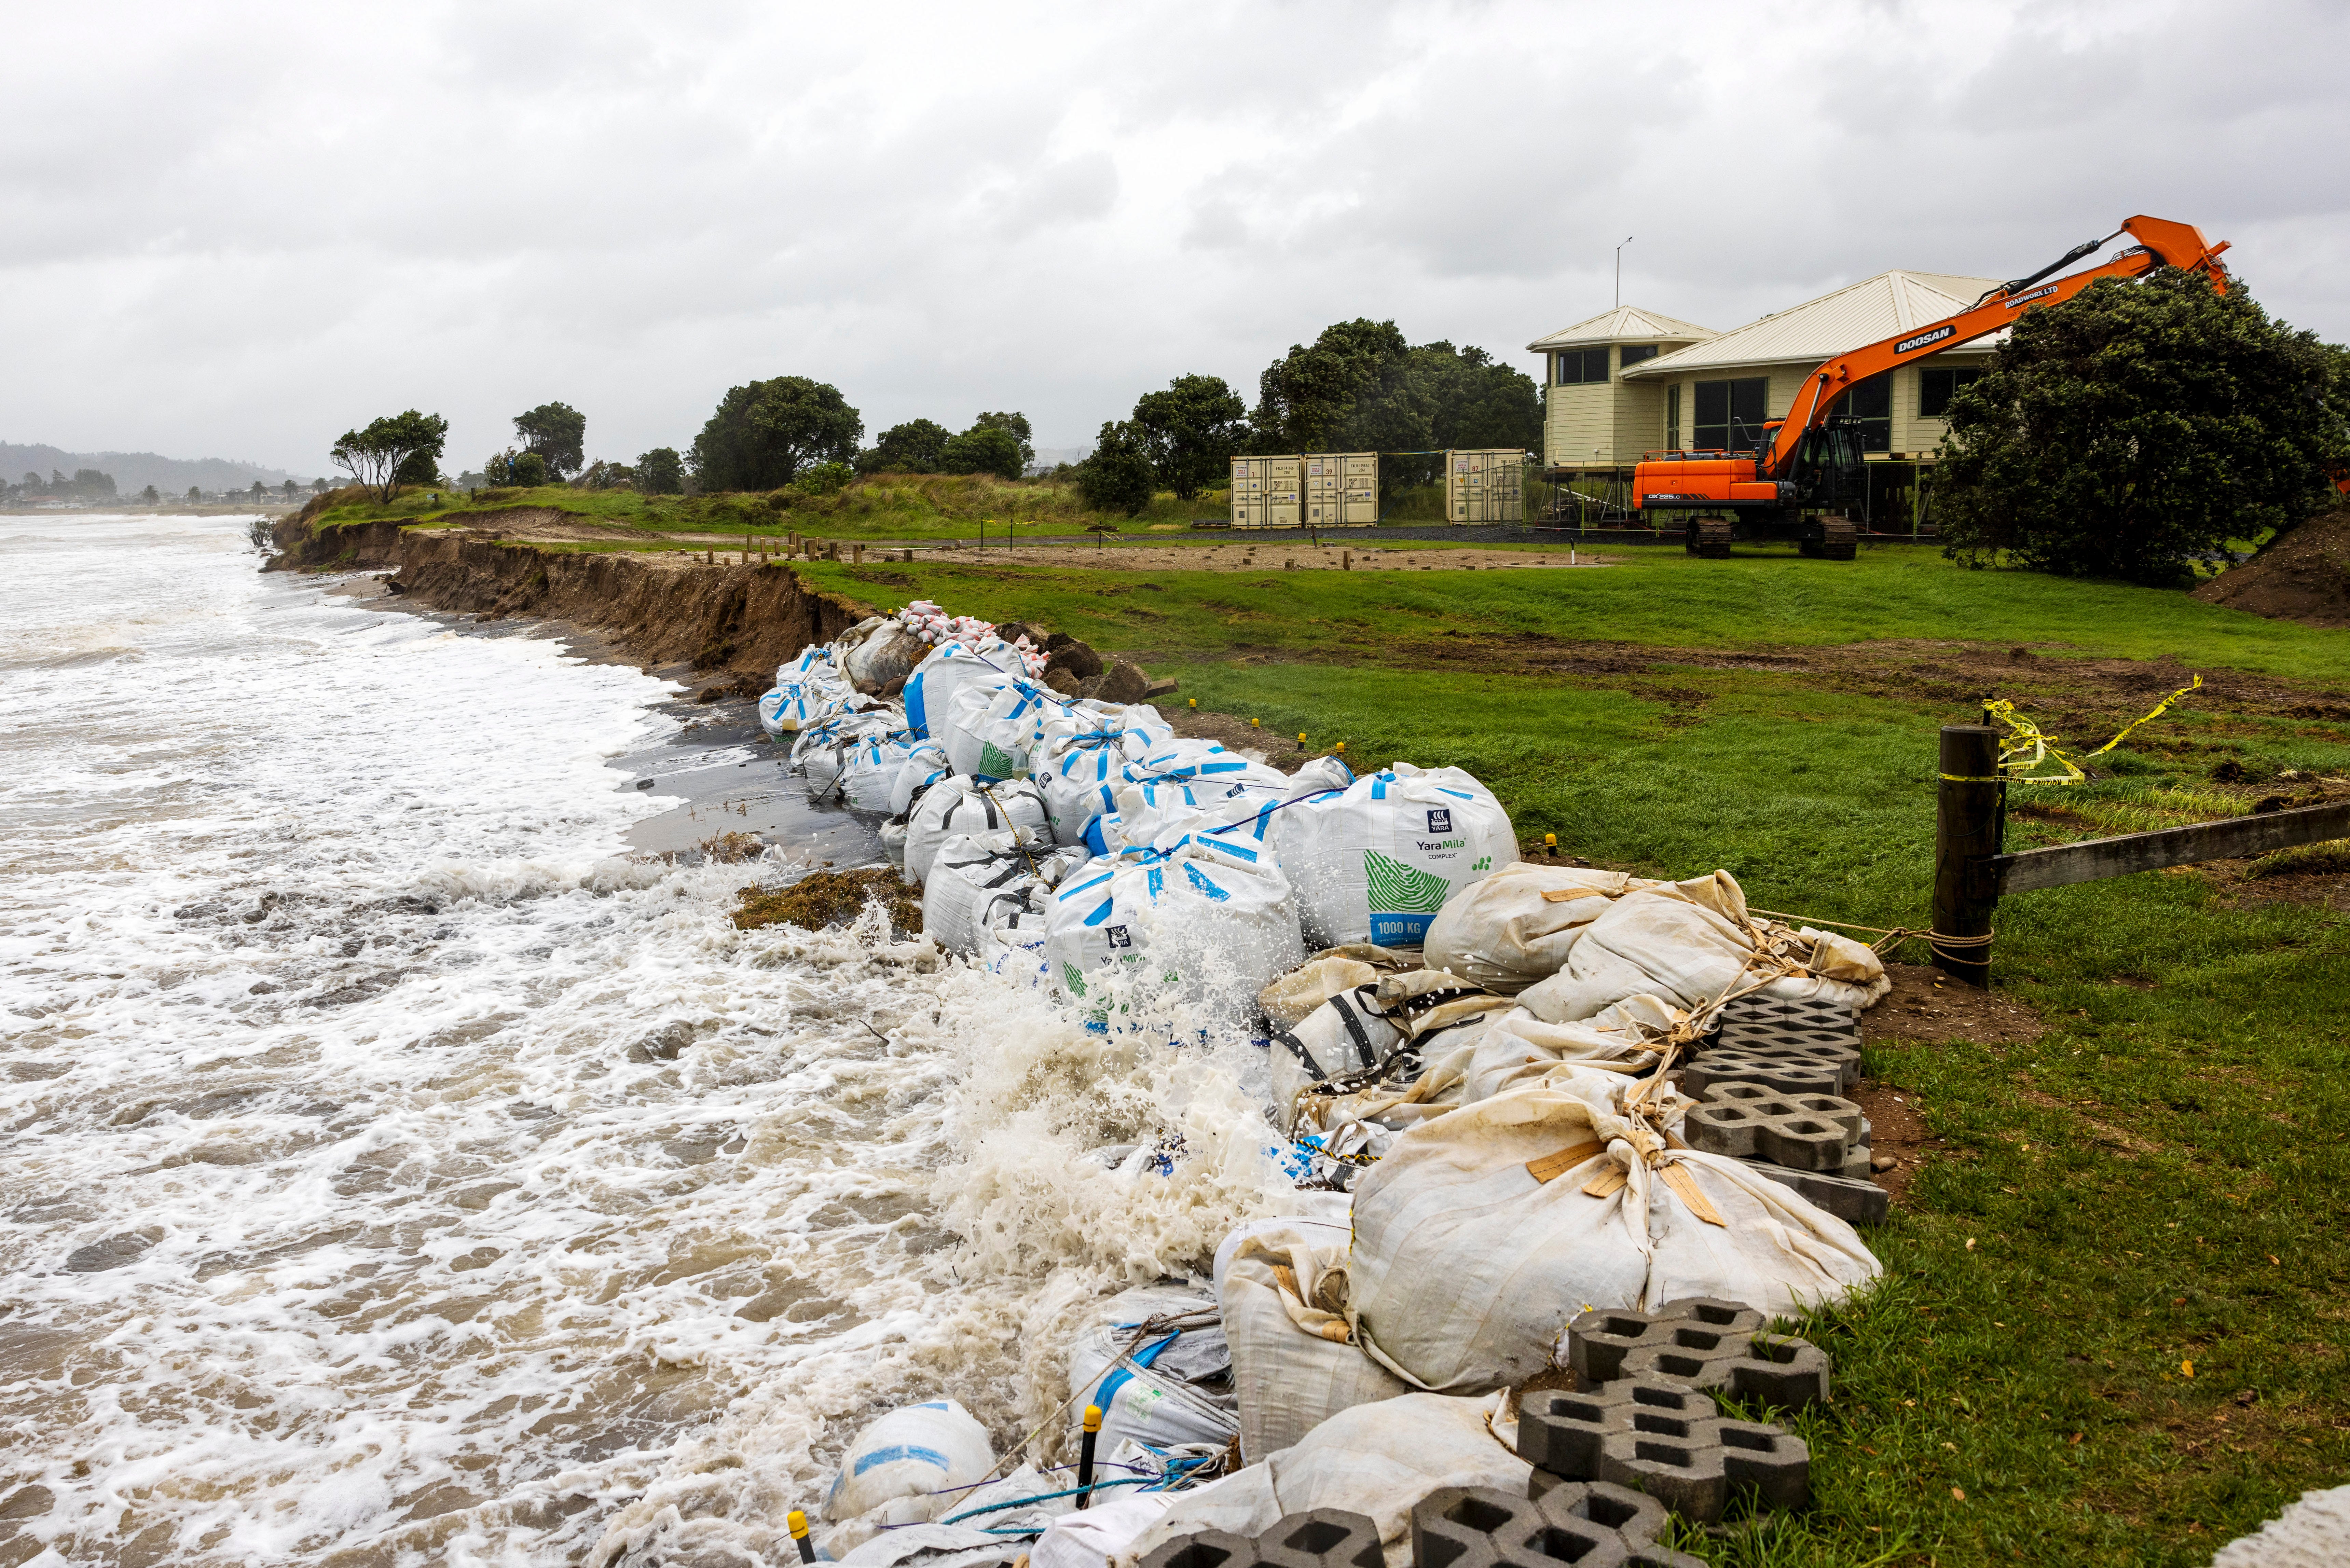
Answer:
1819, 515, 1857, 561
1685, 516, 1733, 559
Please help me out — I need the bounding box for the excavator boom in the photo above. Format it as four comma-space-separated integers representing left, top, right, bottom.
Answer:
1756, 215, 2230, 480
1630, 216, 2232, 542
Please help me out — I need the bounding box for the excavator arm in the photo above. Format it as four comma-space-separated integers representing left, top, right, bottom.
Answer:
1758, 215, 2232, 482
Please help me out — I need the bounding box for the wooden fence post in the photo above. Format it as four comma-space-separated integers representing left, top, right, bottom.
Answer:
1933, 725, 2004, 987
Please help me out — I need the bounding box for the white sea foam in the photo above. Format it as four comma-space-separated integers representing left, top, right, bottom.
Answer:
0, 516, 1300, 1568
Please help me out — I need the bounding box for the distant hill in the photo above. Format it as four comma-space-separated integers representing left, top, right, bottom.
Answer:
0, 442, 313, 495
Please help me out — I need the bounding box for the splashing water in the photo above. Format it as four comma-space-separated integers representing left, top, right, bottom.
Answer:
0, 517, 1303, 1567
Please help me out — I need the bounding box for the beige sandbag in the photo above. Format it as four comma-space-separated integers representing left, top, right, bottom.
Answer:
1347, 1068, 1882, 1392
1278, 972, 1514, 1135
1117, 1393, 1527, 1568
1217, 1226, 1412, 1461
1258, 957, 1383, 1029
1518, 870, 1890, 1024
1459, 994, 1677, 1104
1420, 863, 1643, 993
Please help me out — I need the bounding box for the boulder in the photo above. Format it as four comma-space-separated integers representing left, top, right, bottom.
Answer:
1047, 638, 1104, 681
1090, 659, 1149, 704
1042, 666, 1083, 697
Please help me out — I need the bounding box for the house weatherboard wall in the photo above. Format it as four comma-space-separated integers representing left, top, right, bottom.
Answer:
1527, 307, 1717, 474
1528, 272, 2008, 527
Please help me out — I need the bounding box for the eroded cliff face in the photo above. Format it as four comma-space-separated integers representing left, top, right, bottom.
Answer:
271, 520, 869, 689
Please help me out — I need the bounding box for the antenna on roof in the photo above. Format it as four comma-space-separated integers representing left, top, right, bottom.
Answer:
1616, 236, 1634, 309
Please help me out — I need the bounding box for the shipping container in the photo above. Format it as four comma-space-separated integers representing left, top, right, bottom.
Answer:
1445, 449, 1526, 523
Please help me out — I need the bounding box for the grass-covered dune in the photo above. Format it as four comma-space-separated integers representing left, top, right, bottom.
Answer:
282, 471, 1506, 545
789, 544, 2350, 1567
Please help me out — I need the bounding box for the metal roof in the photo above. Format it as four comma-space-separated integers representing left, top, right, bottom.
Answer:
1526, 306, 1717, 352
1619, 271, 2007, 379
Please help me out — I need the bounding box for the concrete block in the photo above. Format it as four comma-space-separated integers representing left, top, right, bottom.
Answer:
1680, 1043, 1859, 1098
1710, 994, 1860, 1049
1524, 1378, 1810, 1523
1257, 1508, 1381, 1568
1686, 1083, 1868, 1172
1139, 1529, 1266, 1568
1524, 1477, 1707, 1568
1412, 1485, 1628, 1568
1560, 1299, 1832, 1411
1741, 1159, 1891, 1226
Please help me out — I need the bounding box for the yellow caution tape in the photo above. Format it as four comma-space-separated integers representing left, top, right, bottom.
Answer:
1943, 676, 2202, 786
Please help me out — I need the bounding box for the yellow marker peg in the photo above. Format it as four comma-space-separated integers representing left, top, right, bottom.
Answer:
788, 1509, 815, 1564
1297, 732, 1307, 744
1250, 717, 1260, 727
1544, 833, 1558, 850
1188, 698, 1198, 709
1335, 742, 1346, 754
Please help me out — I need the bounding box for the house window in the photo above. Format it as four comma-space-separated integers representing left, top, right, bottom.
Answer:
1692, 377, 1769, 452
1666, 384, 1680, 450
1919, 366, 1982, 418
1619, 344, 1659, 368
1554, 348, 1610, 385
1828, 375, 1891, 452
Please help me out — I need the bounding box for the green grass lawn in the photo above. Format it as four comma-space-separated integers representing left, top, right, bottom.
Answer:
789, 545, 2350, 1566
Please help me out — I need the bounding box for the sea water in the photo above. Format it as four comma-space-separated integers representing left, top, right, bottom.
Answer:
0, 515, 1291, 1567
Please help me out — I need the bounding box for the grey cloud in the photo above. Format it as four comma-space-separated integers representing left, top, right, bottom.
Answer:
0, 0, 2341, 472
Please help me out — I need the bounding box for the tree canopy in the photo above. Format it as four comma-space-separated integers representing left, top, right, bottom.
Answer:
941, 424, 1023, 480
1074, 420, 1156, 516
1936, 270, 2350, 585
1133, 374, 1249, 500
1251, 321, 1539, 491
513, 402, 587, 478
970, 411, 1034, 472
331, 410, 449, 503
691, 376, 863, 492
858, 418, 952, 474
636, 446, 684, 494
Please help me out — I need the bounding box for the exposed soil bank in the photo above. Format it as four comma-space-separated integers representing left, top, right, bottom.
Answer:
2193, 506, 2350, 628
271, 517, 871, 691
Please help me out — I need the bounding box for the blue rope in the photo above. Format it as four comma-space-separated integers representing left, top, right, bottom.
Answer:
937, 1476, 1155, 1525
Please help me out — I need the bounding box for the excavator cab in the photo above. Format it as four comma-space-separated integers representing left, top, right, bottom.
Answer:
1790, 421, 1869, 511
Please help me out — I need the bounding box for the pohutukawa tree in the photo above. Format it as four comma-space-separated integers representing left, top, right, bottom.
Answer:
512, 402, 587, 479
690, 377, 862, 491
1936, 270, 2350, 586
330, 411, 449, 504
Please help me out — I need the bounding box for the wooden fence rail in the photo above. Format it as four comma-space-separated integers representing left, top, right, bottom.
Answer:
1933, 724, 2350, 986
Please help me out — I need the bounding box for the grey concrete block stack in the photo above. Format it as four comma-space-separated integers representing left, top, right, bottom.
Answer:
1510, 1297, 1832, 1527
1680, 997, 1889, 1224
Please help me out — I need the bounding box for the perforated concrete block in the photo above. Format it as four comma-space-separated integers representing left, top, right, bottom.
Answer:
1681, 1042, 1860, 1098
1710, 994, 1860, 1050
1742, 1160, 1891, 1226
1139, 1528, 1267, 1568
1413, 1485, 1628, 1568
1686, 1082, 1868, 1172
1256, 1508, 1382, 1568
1518, 1382, 1812, 1525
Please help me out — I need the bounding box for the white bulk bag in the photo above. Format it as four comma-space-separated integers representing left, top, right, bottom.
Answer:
888, 741, 951, 818
903, 640, 1018, 741
976, 909, 1053, 990
1034, 703, 1174, 776
822, 1398, 997, 1523
1067, 1284, 1238, 1456
843, 624, 932, 695
1118, 1393, 1527, 1568
946, 677, 1076, 779
1422, 864, 1645, 994
879, 820, 909, 873
1081, 811, 1127, 859
1516, 871, 1892, 1023
1271, 764, 1516, 950
905, 775, 1048, 887
1044, 835, 1304, 1032
1112, 776, 1282, 850
1268, 985, 1403, 1126
1130, 741, 1290, 794
923, 827, 1090, 957
1217, 1225, 1412, 1461
796, 712, 901, 793
1256, 952, 1401, 1029
837, 734, 917, 812
1043, 749, 1135, 847
1347, 1070, 1883, 1392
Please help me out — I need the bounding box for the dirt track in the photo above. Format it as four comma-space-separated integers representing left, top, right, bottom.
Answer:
908, 542, 1606, 573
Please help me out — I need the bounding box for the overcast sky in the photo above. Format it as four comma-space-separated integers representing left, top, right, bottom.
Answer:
4, 0, 2345, 476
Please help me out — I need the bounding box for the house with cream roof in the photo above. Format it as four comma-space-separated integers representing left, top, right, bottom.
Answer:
1528, 271, 2009, 522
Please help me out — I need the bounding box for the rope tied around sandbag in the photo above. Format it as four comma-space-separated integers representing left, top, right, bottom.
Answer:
1745, 906, 1996, 968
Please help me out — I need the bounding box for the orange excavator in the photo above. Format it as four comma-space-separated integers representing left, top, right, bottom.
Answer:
1634, 214, 2232, 558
